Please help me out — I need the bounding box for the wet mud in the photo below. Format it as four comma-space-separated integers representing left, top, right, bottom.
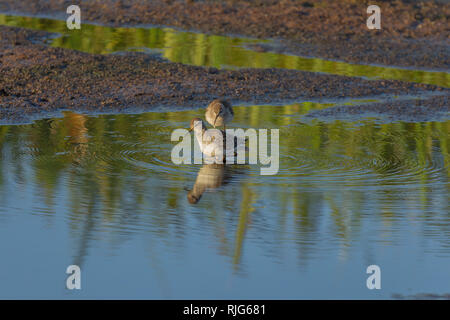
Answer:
1, 25, 446, 123
304, 94, 449, 122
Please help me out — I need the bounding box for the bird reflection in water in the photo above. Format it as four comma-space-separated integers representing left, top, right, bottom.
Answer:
188, 164, 227, 204
187, 164, 245, 204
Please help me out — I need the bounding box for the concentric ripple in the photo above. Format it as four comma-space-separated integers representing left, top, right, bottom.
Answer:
6, 108, 448, 194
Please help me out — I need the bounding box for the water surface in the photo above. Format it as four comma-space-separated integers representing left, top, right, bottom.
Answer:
0, 13, 449, 299
0, 103, 448, 298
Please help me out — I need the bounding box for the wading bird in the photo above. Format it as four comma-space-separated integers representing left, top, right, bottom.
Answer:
189, 117, 245, 163
205, 99, 234, 131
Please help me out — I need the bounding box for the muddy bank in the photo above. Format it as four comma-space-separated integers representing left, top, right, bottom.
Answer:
0, 25, 447, 123
246, 37, 449, 71
305, 94, 449, 122
0, 0, 448, 69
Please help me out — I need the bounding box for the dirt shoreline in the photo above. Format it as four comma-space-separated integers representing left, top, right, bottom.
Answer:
0, 0, 449, 69
304, 94, 449, 122
0, 25, 448, 124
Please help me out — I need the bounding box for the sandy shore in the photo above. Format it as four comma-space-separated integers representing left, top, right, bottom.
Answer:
0, 25, 447, 123
0, 0, 448, 69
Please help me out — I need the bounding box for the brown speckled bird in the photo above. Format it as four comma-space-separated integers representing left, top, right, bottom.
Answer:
205, 99, 234, 131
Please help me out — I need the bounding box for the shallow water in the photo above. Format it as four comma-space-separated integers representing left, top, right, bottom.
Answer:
0, 14, 449, 299
0, 103, 448, 299
0, 13, 449, 87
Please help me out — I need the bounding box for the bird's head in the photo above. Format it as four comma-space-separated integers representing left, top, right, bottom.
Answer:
189, 118, 206, 132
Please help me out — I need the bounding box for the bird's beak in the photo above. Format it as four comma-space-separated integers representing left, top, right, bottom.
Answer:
213, 114, 219, 128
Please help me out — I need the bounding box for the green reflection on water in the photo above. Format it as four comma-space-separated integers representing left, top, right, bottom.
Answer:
0, 14, 448, 87
0, 102, 448, 212
0, 103, 448, 273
